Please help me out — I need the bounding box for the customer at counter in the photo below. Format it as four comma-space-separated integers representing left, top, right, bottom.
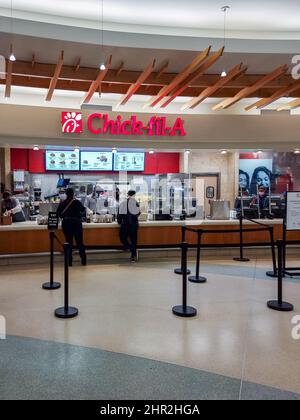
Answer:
1, 191, 26, 222
57, 188, 87, 266
117, 190, 140, 262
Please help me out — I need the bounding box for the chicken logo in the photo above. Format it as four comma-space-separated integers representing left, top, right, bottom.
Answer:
61, 112, 82, 133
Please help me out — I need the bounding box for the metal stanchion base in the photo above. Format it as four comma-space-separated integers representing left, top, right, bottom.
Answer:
267, 300, 294, 312
55, 306, 79, 319
188, 275, 207, 283
172, 305, 197, 318
174, 268, 191, 275
233, 257, 250, 262
42, 282, 61, 290
266, 271, 279, 278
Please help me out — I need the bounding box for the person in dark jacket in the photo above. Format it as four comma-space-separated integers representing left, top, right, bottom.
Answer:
57, 188, 87, 266
1, 191, 26, 222
117, 190, 140, 262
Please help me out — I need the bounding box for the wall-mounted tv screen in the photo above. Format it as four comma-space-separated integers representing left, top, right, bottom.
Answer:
80, 151, 113, 171
45, 150, 80, 171
113, 152, 145, 172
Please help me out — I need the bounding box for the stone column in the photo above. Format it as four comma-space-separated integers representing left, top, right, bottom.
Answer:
0, 148, 11, 192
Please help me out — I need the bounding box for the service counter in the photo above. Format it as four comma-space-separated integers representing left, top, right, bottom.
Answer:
0, 219, 299, 255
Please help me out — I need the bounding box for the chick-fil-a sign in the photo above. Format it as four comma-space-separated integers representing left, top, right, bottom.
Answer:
61, 112, 186, 137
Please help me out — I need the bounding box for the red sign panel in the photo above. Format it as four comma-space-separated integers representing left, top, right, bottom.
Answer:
61, 112, 83, 133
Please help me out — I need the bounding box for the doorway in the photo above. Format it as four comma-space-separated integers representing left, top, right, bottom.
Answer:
191, 173, 220, 216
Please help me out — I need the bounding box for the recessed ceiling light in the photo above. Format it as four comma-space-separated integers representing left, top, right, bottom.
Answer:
112, 148, 117, 154
100, 63, 106, 71
74, 147, 80, 153
257, 149, 263, 154
185, 150, 191, 155
294, 149, 300, 154
221, 71, 227, 78
149, 150, 155, 154
33, 146, 39, 151
221, 149, 228, 154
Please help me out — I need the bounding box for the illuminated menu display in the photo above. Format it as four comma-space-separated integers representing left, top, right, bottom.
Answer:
45, 150, 80, 171
113, 152, 145, 172
80, 151, 113, 171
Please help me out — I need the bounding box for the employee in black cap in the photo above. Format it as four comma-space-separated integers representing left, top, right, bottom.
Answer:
57, 188, 87, 266
117, 190, 140, 262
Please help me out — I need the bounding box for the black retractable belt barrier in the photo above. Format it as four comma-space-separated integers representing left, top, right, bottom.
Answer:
266, 226, 279, 278
267, 240, 294, 312
233, 215, 250, 262
55, 243, 79, 319
172, 242, 197, 318
42, 231, 61, 290
188, 230, 207, 283
174, 226, 191, 275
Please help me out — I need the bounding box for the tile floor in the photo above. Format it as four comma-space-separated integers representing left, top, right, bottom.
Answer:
0, 255, 299, 399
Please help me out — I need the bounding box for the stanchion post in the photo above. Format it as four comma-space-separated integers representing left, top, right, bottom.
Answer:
267, 240, 293, 312
172, 242, 197, 318
42, 231, 61, 290
174, 226, 191, 275
233, 215, 250, 262
189, 231, 207, 283
266, 226, 279, 278
55, 243, 79, 319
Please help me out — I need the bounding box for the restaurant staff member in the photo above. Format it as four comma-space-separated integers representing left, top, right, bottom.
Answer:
57, 188, 87, 266
1, 191, 26, 222
85, 184, 108, 214
117, 190, 140, 262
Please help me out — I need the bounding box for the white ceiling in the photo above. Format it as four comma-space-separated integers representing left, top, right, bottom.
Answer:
1, 0, 300, 39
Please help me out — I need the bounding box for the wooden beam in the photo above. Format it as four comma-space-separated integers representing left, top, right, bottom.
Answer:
81, 55, 112, 104
45, 50, 64, 102
116, 61, 125, 76
160, 47, 224, 108
155, 61, 169, 79
182, 63, 246, 110
212, 65, 288, 110
277, 98, 300, 111
5, 59, 13, 98
117, 59, 156, 106
145, 47, 211, 108
245, 78, 300, 111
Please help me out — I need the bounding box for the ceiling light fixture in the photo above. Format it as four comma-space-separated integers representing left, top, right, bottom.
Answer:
33, 146, 39, 151
220, 5, 230, 78
99, 0, 106, 71
149, 150, 155, 155
294, 149, 300, 154
257, 149, 263, 154
9, 1, 16, 62
112, 148, 117, 154
221, 149, 228, 154
185, 150, 191, 155
74, 147, 80, 153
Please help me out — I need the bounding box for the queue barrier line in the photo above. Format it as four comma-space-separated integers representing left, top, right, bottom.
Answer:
173, 217, 283, 318
42, 231, 79, 319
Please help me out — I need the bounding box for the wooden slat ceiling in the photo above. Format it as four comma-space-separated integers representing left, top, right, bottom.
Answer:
1, 48, 299, 110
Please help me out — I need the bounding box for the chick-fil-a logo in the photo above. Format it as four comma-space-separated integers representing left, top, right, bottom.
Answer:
61, 112, 186, 137
61, 112, 83, 133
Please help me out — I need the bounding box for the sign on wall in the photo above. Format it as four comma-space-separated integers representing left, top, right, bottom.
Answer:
239, 157, 273, 195
61, 112, 186, 137
286, 191, 300, 231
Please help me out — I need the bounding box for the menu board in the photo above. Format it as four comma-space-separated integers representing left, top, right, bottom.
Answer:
114, 152, 145, 172
80, 151, 113, 171
286, 191, 300, 231
46, 150, 79, 171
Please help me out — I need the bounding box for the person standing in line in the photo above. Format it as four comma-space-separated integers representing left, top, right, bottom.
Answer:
117, 190, 140, 262
57, 188, 87, 266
